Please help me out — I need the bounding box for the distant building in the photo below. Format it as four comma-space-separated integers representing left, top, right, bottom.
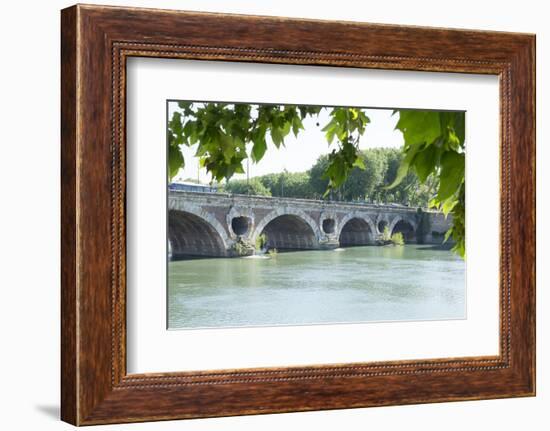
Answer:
169, 181, 219, 193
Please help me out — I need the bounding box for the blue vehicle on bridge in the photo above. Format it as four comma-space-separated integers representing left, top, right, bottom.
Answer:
169, 182, 219, 193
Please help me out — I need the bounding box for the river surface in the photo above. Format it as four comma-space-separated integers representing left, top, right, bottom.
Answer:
168, 245, 465, 329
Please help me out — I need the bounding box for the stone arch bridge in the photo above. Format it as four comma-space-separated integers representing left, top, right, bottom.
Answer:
168, 191, 451, 259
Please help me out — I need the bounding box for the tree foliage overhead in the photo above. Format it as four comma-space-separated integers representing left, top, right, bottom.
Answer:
168, 102, 368, 192
389, 110, 465, 257
168, 102, 465, 258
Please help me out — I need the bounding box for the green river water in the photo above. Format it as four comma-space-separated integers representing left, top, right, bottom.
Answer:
168, 245, 465, 329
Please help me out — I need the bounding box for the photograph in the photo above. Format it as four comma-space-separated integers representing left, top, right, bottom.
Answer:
166, 101, 466, 329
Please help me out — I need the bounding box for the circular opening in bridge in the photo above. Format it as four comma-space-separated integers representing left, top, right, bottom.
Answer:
378, 220, 388, 233
231, 216, 251, 236
322, 218, 336, 234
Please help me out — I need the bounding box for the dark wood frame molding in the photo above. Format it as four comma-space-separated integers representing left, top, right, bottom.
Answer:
61, 4, 536, 425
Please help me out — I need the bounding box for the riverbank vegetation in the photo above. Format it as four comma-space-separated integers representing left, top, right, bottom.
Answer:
391, 232, 405, 246
222, 148, 436, 208
255, 233, 268, 251
232, 238, 255, 256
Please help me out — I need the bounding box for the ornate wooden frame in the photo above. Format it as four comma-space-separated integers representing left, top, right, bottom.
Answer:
61, 4, 536, 425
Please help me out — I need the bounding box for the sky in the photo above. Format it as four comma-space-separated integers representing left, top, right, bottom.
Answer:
168, 102, 405, 184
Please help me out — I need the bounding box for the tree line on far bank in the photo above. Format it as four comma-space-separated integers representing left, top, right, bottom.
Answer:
218, 147, 438, 207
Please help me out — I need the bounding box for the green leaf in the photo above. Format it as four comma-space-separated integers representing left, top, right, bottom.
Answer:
395, 110, 441, 146
323, 151, 347, 188
335, 108, 347, 124
453, 112, 466, 146
452, 241, 466, 259
281, 120, 291, 138
292, 116, 304, 137
271, 127, 283, 147
353, 157, 366, 170
336, 125, 348, 141
443, 227, 454, 243
168, 112, 184, 145
182, 121, 195, 138
386, 142, 423, 189
437, 151, 465, 202
412, 145, 438, 183
322, 119, 337, 144
168, 145, 184, 180
220, 134, 236, 163
441, 196, 458, 216
251, 135, 267, 162
177, 101, 192, 111
189, 129, 200, 145
447, 129, 461, 151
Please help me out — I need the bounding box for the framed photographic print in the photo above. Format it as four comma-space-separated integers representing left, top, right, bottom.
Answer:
61, 4, 535, 425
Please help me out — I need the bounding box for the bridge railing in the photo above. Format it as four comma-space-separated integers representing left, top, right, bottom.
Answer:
168, 190, 441, 214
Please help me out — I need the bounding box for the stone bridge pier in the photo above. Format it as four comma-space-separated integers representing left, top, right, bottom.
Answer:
168, 191, 452, 259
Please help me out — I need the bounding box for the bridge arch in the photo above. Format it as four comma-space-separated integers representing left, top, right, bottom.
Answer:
389, 216, 416, 243
337, 212, 376, 246
167, 200, 230, 258
252, 208, 320, 250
